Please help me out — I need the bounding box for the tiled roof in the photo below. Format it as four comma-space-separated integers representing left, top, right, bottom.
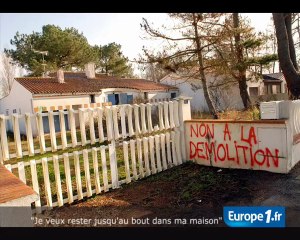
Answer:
16, 73, 177, 95
262, 73, 285, 81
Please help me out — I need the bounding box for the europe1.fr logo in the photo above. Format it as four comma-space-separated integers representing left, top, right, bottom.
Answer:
223, 206, 285, 228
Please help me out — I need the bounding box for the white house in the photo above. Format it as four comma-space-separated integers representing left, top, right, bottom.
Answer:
0, 63, 178, 135
160, 71, 288, 112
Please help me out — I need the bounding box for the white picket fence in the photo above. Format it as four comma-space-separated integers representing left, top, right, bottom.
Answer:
1, 100, 186, 212
0, 101, 182, 163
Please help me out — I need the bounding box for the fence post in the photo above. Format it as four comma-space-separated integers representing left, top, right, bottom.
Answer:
12, 114, 22, 158
163, 101, 170, 129
134, 104, 141, 135
127, 105, 135, 137
79, 108, 87, 146
48, 111, 57, 151
130, 139, 138, 180
158, 102, 165, 131
53, 155, 64, 207
92, 147, 102, 194
59, 110, 68, 150
169, 101, 175, 129
25, 113, 34, 156
148, 136, 157, 174
176, 96, 192, 161
140, 103, 148, 134
69, 109, 78, 147
30, 159, 41, 212
0, 115, 9, 161
96, 107, 105, 143
120, 105, 127, 139
42, 157, 53, 209
88, 108, 96, 145
63, 153, 73, 204
73, 151, 83, 200
146, 103, 153, 132
123, 141, 131, 183
100, 146, 109, 192
154, 135, 162, 172
83, 149, 92, 197
36, 112, 46, 153
160, 134, 168, 170
143, 137, 151, 176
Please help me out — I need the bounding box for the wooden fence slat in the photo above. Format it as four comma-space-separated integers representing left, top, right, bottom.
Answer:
112, 107, 120, 139
83, 149, 93, 197
158, 102, 165, 130
79, 108, 87, 146
171, 131, 178, 166
140, 104, 147, 134
96, 107, 105, 143
48, 111, 57, 151
69, 109, 78, 147
137, 138, 144, 178
120, 105, 127, 139
109, 143, 119, 189
163, 101, 170, 129
127, 105, 135, 137
175, 130, 183, 164
148, 136, 157, 174
92, 148, 101, 194
0, 115, 9, 160
17, 161, 26, 184
105, 107, 113, 141
41, 158, 53, 208
169, 101, 175, 128
143, 137, 151, 176
12, 114, 22, 158
25, 113, 34, 156
154, 135, 162, 172
173, 100, 180, 127
134, 104, 141, 135
146, 103, 153, 133
73, 151, 83, 200
123, 141, 131, 183
88, 108, 96, 144
63, 153, 74, 204
53, 155, 64, 207
160, 134, 168, 170
36, 112, 46, 153
59, 110, 68, 150
165, 132, 172, 167
100, 146, 109, 192
130, 139, 138, 180
0, 137, 3, 164
30, 160, 41, 212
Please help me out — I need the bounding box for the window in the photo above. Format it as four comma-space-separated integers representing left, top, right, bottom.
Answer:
107, 94, 120, 105
127, 95, 133, 104
144, 92, 148, 100
13, 109, 17, 114
249, 87, 259, 96
90, 94, 96, 103
171, 92, 177, 99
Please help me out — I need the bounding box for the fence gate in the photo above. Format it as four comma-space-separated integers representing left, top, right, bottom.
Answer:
0, 99, 190, 212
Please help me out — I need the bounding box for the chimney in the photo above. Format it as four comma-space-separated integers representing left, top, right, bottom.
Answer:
85, 62, 95, 79
57, 69, 65, 83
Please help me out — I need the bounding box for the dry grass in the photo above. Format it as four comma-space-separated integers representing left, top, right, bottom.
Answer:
192, 107, 260, 121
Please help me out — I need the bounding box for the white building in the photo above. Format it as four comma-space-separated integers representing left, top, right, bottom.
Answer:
160, 72, 287, 112
0, 64, 178, 135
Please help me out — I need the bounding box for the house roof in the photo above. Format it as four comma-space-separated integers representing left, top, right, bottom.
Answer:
15, 73, 177, 95
262, 73, 285, 82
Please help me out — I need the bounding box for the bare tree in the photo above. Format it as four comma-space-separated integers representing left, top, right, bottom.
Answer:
140, 13, 222, 118
273, 13, 300, 99
0, 54, 18, 97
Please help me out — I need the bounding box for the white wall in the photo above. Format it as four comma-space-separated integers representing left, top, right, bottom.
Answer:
161, 73, 244, 112
0, 81, 33, 134
32, 95, 95, 109
186, 120, 289, 173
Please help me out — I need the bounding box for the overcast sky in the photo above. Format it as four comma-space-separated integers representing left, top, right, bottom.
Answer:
0, 13, 273, 62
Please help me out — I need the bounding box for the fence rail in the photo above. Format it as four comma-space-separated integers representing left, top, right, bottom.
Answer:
1, 100, 187, 211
